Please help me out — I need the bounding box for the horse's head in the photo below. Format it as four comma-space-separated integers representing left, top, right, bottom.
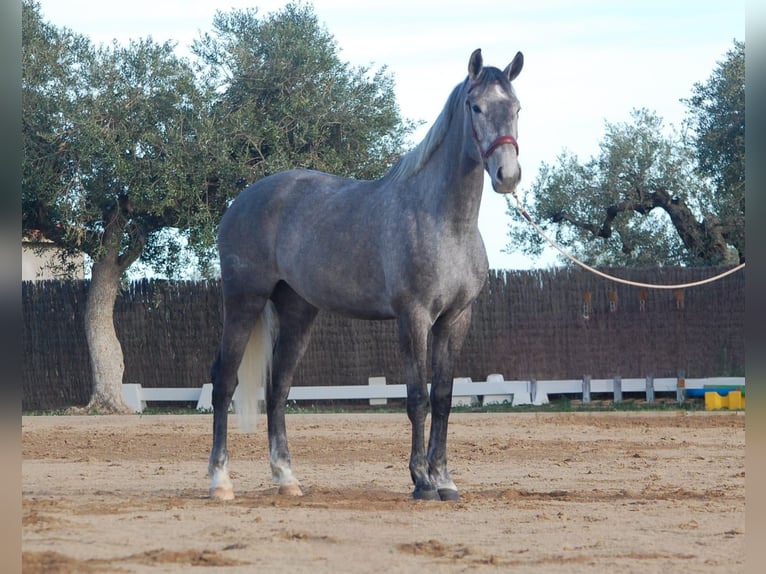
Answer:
465, 49, 523, 194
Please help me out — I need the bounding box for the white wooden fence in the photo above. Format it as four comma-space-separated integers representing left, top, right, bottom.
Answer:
121, 375, 745, 413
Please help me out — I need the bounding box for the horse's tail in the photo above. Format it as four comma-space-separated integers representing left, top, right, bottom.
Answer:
234, 302, 277, 433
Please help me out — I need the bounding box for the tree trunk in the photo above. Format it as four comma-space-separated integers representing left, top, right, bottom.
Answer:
83, 250, 132, 413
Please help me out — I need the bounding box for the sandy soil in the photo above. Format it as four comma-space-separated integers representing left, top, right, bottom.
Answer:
22, 411, 744, 573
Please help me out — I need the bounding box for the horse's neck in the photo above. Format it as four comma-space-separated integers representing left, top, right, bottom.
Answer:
415, 125, 485, 232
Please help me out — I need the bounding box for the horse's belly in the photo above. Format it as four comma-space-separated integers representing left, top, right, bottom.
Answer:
278, 246, 396, 321
288, 275, 397, 321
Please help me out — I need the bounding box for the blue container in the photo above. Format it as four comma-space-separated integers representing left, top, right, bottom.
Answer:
686, 385, 744, 398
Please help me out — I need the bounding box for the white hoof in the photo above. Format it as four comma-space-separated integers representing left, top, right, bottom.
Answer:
271, 460, 302, 496
209, 466, 234, 501
210, 486, 235, 501
278, 482, 304, 496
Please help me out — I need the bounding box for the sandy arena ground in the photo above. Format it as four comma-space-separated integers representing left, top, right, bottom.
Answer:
22, 411, 744, 573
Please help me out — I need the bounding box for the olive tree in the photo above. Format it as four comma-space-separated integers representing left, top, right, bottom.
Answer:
24, 1, 230, 411
506, 42, 744, 267
192, 3, 416, 185
22, 1, 414, 411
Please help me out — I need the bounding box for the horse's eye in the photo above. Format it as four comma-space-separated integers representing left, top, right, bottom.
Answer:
471, 104, 482, 114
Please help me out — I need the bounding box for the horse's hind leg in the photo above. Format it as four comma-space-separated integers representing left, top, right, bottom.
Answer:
427, 307, 473, 501
209, 293, 266, 500
267, 282, 318, 496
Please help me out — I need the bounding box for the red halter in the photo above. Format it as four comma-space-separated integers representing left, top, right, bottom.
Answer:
481, 134, 519, 158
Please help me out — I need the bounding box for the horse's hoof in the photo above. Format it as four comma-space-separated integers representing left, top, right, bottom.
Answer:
412, 487, 440, 501
278, 483, 304, 496
438, 488, 461, 502
209, 486, 235, 501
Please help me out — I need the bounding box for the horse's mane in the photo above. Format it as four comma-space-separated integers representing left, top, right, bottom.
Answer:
384, 78, 468, 182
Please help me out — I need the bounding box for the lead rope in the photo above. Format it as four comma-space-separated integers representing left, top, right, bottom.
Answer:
509, 192, 746, 290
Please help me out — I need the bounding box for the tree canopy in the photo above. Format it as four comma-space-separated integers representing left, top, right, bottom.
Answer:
684, 40, 745, 262
192, 3, 416, 188
505, 40, 745, 268
23, 1, 416, 277
23, 1, 219, 277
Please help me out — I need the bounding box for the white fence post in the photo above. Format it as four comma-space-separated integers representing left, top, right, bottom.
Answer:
483, 373, 512, 405
531, 378, 549, 405
122, 384, 144, 413
613, 375, 622, 403
645, 374, 655, 403
451, 377, 478, 407
511, 380, 532, 406
582, 375, 591, 404
676, 370, 686, 403
368, 376, 387, 406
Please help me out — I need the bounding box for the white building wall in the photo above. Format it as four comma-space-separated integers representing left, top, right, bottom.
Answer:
22, 243, 85, 281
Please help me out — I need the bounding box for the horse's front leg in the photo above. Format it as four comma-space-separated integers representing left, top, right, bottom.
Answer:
399, 311, 439, 500
427, 308, 473, 501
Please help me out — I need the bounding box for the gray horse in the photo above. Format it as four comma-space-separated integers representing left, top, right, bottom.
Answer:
209, 48, 523, 501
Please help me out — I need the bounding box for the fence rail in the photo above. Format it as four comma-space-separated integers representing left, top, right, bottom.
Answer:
121, 376, 746, 413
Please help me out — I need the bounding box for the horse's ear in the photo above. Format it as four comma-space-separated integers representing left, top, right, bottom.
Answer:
468, 49, 483, 81
504, 51, 524, 82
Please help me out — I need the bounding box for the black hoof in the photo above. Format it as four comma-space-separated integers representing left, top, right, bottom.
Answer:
438, 488, 461, 502
412, 487, 440, 501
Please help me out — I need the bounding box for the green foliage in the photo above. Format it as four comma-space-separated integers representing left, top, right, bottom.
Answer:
684, 40, 745, 260
23, 0, 220, 277
22, 1, 91, 267
192, 2, 416, 185
23, 1, 415, 278
507, 41, 745, 267
508, 110, 707, 266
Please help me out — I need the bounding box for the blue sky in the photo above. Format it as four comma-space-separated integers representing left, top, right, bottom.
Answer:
37, 0, 745, 270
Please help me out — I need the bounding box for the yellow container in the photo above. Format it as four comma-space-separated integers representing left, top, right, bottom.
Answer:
705, 390, 745, 410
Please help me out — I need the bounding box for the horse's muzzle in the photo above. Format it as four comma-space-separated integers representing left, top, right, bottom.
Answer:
487, 150, 521, 194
